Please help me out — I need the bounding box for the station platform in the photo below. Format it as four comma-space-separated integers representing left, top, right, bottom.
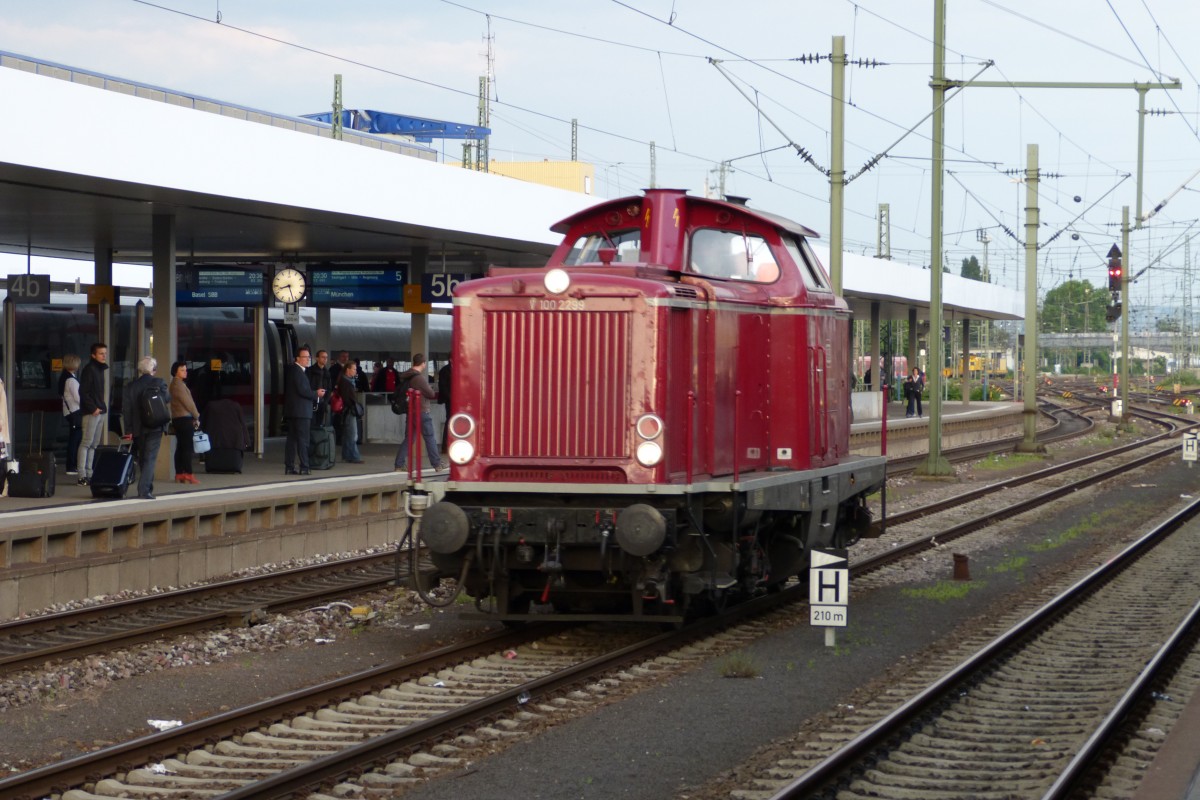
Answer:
0, 437, 440, 514
850, 399, 1026, 458
0, 438, 444, 618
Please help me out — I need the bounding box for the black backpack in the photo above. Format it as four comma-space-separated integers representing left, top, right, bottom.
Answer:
391, 370, 416, 415
139, 383, 172, 429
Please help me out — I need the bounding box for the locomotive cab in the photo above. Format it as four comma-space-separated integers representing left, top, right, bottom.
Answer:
412, 189, 886, 622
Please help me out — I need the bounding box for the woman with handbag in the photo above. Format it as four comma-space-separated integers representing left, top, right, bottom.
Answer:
338, 362, 364, 464
59, 354, 83, 475
168, 361, 202, 484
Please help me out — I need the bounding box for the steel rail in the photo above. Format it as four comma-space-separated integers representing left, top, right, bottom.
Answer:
0, 548, 429, 676
767, 494, 1200, 799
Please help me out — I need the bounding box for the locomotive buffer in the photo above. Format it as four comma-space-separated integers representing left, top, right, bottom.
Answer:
810, 548, 849, 646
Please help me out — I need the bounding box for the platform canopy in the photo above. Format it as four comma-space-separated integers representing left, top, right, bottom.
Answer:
813, 245, 1024, 323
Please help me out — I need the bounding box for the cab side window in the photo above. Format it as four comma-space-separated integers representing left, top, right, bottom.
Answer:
784, 235, 830, 290
689, 229, 777, 282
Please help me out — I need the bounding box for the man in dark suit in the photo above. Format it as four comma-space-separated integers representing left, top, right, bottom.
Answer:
284, 346, 324, 475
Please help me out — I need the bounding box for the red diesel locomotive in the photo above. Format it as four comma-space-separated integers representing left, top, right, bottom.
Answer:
413, 188, 886, 621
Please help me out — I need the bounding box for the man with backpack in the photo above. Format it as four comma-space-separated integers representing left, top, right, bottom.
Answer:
122, 356, 170, 499
393, 353, 443, 474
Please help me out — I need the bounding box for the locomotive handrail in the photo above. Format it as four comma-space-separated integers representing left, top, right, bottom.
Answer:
407, 387, 421, 481
686, 390, 695, 485
733, 389, 742, 483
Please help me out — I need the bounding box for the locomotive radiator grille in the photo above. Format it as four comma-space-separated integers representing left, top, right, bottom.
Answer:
485, 310, 630, 459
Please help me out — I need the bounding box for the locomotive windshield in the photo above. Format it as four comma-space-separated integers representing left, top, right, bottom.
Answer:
563, 229, 641, 265
689, 229, 779, 283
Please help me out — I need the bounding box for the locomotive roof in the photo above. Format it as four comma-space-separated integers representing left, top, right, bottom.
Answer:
549, 192, 821, 240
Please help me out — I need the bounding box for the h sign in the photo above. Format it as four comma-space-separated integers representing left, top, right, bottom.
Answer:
810, 548, 849, 628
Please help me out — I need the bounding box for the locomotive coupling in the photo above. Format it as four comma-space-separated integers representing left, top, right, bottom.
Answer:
421, 501, 470, 554
615, 504, 667, 557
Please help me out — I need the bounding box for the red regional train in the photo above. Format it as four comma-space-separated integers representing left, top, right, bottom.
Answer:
412, 188, 887, 622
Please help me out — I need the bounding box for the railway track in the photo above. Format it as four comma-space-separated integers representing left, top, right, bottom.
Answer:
5, 415, 1197, 799
0, 590, 798, 800
762, 494, 1200, 800
871, 401, 1193, 540
0, 550, 424, 676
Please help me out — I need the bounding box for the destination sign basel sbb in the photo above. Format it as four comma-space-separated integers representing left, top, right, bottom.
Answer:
309, 267, 407, 307
176, 267, 266, 306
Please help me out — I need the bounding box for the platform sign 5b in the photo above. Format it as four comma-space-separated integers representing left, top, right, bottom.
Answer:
810, 548, 849, 627
421, 273, 470, 303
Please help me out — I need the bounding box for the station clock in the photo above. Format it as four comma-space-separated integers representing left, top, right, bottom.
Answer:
272, 267, 306, 303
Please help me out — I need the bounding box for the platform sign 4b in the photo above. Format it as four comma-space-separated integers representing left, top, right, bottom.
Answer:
810, 548, 849, 628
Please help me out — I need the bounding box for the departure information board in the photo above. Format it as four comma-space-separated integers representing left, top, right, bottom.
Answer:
176, 267, 266, 306
308, 266, 408, 307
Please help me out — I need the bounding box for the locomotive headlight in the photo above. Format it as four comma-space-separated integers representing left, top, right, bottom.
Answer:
448, 439, 475, 465
635, 414, 663, 440
447, 413, 476, 464
635, 414, 663, 466
448, 413, 476, 438
544, 268, 571, 295
636, 440, 663, 466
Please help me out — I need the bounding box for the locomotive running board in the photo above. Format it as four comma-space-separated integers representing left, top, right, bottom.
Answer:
428, 454, 887, 502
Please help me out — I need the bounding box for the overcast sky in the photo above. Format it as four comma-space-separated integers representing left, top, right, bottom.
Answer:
2, 0, 1199, 326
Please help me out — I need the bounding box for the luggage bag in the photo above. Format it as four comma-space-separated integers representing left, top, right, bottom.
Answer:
309, 424, 335, 470
7, 453, 56, 498
204, 447, 243, 474
7, 412, 56, 498
90, 443, 136, 499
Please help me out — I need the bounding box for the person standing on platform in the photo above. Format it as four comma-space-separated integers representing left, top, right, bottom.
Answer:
338, 362, 364, 464
168, 361, 201, 484
372, 355, 398, 393
328, 350, 349, 445
437, 361, 451, 454
329, 350, 350, 390
59, 354, 83, 476
307, 349, 333, 427
77, 342, 109, 486
284, 346, 323, 475
353, 359, 370, 393
393, 353, 443, 473
0, 377, 10, 498
912, 367, 925, 418
123, 356, 168, 500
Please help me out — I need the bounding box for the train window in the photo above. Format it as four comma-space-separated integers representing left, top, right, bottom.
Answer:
689, 230, 777, 282
16, 358, 50, 390
564, 229, 641, 265
784, 236, 831, 291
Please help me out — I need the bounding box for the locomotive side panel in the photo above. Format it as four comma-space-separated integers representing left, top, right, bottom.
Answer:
767, 310, 810, 470
735, 311, 771, 473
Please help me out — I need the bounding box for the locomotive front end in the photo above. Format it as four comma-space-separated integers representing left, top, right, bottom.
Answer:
417, 260, 694, 619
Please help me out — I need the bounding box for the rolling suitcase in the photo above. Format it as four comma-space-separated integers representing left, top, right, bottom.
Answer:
90, 443, 136, 499
309, 424, 335, 470
204, 447, 243, 474
7, 412, 56, 498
